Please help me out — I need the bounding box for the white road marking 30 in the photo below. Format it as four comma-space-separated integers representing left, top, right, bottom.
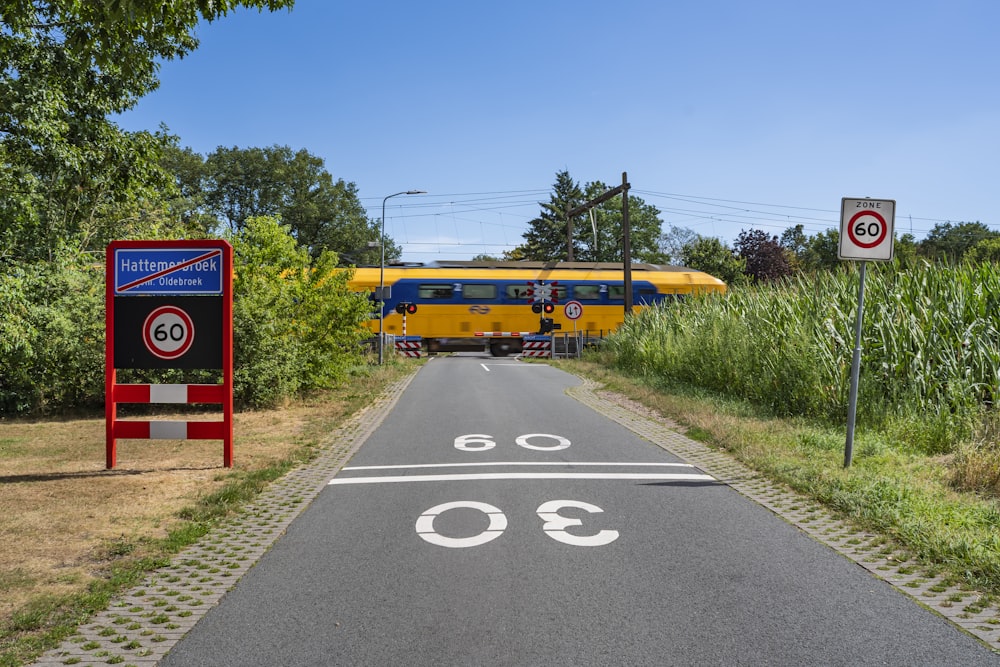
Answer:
415, 501, 508, 548
415, 500, 620, 549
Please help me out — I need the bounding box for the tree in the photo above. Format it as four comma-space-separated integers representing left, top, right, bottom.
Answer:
735, 229, 792, 283
659, 225, 700, 265
514, 170, 583, 261
681, 237, 746, 286
512, 171, 667, 263
780, 224, 808, 271
573, 181, 668, 264
195, 145, 389, 264
800, 229, 840, 273
918, 221, 999, 262
0, 0, 295, 262
157, 134, 216, 235
965, 237, 1000, 264
893, 233, 919, 267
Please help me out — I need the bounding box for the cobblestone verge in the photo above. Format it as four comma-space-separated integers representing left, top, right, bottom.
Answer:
29, 372, 415, 667
568, 378, 1000, 653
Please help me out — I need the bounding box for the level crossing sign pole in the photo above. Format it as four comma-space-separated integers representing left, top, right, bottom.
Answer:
838, 197, 895, 468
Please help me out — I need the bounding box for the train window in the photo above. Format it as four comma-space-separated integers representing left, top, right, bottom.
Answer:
463, 284, 497, 299
506, 285, 528, 300
608, 285, 626, 299
419, 284, 455, 299
550, 285, 568, 300
574, 284, 601, 300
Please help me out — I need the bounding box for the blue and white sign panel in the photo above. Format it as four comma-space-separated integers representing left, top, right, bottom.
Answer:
114, 248, 224, 295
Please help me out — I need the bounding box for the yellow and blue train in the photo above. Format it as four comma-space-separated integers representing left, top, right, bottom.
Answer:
348, 260, 726, 356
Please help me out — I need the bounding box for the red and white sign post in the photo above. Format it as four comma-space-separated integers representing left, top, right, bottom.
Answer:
105, 239, 234, 468
838, 198, 896, 468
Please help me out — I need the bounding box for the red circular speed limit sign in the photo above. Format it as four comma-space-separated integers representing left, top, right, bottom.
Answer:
142, 305, 195, 359
847, 210, 888, 249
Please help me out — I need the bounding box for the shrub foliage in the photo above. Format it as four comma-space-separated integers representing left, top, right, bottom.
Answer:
0, 217, 371, 415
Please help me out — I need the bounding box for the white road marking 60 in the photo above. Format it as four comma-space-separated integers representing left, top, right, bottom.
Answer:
415, 500, 619, 549
454, 433, 571, 452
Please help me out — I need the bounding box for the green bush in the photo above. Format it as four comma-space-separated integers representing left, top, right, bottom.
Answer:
0, 217, 371, 415
227, 216, 370, 408
0, 259, 105, 414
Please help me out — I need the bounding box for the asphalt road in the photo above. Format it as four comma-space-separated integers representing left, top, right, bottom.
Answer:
161, 355, 997, 666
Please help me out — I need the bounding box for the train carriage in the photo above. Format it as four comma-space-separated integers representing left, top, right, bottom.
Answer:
348, 260, 726, 356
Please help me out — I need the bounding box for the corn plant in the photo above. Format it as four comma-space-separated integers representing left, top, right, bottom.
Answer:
605, 260, 1000, 453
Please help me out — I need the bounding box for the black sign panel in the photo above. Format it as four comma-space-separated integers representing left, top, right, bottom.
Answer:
114, 296, 223, 369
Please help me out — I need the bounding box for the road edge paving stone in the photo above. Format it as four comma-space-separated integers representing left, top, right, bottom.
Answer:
29, 371, 416, 667
566, 378, 1000, 654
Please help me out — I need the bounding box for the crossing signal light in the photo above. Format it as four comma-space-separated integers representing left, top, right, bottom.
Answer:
532, 303, 542, 314
395, 302, 418, 315
532, 302, 555, 314
543, 302, 555, 314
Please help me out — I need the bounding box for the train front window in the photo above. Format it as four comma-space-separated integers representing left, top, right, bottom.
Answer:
463, 284, 496, 299
419, 284, 454, 299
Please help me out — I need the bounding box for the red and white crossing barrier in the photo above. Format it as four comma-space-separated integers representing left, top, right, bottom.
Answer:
395, 340, 422, 358
474, 331, 532, 337
521, 339, 552, 358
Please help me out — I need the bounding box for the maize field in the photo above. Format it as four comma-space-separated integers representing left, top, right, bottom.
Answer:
606, 261, 1000, 454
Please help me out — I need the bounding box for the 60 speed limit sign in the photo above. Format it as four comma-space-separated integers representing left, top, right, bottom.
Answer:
143, 305, 195, 359
839, 198, 895, 261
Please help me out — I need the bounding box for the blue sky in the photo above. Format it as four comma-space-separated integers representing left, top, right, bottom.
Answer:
116, 1, 1000, 263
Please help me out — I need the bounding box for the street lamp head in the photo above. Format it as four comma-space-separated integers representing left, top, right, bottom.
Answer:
405, 190, 426, 195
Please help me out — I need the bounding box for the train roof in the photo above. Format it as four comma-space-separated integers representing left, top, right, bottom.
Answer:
380, 260, 699, 273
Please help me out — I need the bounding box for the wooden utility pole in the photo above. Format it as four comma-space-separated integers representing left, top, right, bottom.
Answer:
566, 171, 632, 315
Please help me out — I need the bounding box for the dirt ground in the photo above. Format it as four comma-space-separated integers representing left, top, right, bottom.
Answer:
0, 397, 351, 625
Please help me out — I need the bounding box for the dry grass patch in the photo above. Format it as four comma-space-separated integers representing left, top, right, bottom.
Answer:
0, 365, 404, 632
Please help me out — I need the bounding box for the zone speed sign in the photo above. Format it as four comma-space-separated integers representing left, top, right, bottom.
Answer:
839, 198, 896, 261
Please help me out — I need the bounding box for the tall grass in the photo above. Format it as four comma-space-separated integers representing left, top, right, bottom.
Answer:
606, 260, 1000, 454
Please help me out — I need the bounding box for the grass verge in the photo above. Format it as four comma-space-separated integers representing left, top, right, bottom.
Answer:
555, 357, 1000, 599
0, 361, 414, 667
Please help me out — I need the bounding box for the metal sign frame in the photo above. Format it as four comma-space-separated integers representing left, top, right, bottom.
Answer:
105, 239, 234, 469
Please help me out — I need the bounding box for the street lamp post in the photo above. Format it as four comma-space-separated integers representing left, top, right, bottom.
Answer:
378, 190, 425, 364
